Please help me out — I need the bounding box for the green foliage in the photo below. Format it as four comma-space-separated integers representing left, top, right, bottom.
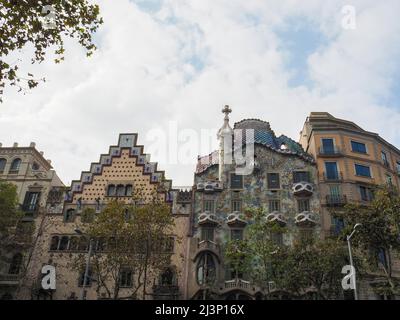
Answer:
81, 207, 95, 223
224, 207, 350, 299
0, 0, 103, 101
0, 180, 23, 239
335, 185, 400, 295
72, 196, 175, 300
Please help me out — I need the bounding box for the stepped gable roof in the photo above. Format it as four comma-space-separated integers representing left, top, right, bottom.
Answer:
176, 190, 192, 203
67, 133, 173, 202
196, 119, 314, 174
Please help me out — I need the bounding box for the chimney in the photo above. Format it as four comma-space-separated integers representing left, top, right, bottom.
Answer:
30, 142, 36, 148
13, 142, 18, 148
0, 143, 2, 148
47, 159, 52, 165
40, 151, 44, 156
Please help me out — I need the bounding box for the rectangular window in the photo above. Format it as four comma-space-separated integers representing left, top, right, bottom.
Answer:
332, 217, 345, 236
397, 161, 400, 174
230, 174, 243, 189
267, 173, 280, 189
22, 192, 40, 212
231, 229, 244, 241
268, 200, 280, 213
201, 228, 214, 241
203, 200, 215, 213
231, 200, 242, 212
325, 162, 339, 180
297, 199, 310, 212
386, 175, 393, 186
359, 186, 374, 201
293, 171, 310, 183
381, 151, 389, 168
321, 138, 335, 154
351, 141, 367, 154
162, 237, 175, 253
355, 164, 371, 178
119, 269, 133, 288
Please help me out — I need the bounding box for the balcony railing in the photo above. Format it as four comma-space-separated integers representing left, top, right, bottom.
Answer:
197, 239, 219, 254
323, 172, 343, 182
224, 279, 251, 290
318, 146, 342, 156
0, 273, 20, 284
326, 195, 347, 206
21, 203, 39, 213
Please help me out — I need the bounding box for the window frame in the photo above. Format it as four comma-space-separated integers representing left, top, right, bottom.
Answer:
230, 173, 244, 190
203, 199, 215, 213
354, 163, 372, 178
350, 140, 367, 154
267, 173, 280, 189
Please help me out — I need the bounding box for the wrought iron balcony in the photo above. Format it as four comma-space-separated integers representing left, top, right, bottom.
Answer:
224, 279, 251, 290
326, 195, 347, 207
318, 146, 342, 156
0, 273, 20, 285
323, 172, 343, 182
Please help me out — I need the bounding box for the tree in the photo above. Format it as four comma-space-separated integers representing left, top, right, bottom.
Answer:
0, 0, 103, 101
224, 207, 350, 300
72, 193, 176, 300
0, 181, 35, 284
334, 185, 400, 296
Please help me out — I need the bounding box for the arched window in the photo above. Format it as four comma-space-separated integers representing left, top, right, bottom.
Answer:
8, 253, 23, 275
160, 268, 176, 286
116, 185, 125, 197
64, 209, 75, 222
9, 158, 21, 173
59, 236, 69, 250
107, 184, 116, 196
196, 253, 216, 286
50, 236, 59, 250
125, 184, 133, 196
0, 158, 6, 173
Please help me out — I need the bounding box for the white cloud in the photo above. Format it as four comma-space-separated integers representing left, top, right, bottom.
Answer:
1, 0, 399, 186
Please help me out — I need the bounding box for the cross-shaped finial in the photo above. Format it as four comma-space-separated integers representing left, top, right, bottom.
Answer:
222, 105, 232, 119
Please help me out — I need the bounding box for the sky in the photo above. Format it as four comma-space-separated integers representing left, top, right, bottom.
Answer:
1, 0, 400, 187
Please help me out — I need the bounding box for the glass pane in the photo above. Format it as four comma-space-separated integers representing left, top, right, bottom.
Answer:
325, 162, 338, 179
322, 139, 334, 153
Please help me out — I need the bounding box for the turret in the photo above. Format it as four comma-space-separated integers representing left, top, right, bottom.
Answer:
217, 105, 233, 183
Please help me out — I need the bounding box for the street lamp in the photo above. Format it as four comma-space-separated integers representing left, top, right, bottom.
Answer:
347, 223, 361, 300
75, 228, 94, 300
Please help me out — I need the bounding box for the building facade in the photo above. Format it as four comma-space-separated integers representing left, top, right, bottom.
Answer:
299, 112, 400, 236
0, 142, 64, 300
17, 134, 190, 300
186, 108, 321, 300
299, 112, 400, 299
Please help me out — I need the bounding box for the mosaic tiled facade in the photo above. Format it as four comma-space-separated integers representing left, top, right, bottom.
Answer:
186, 108, 321, 300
